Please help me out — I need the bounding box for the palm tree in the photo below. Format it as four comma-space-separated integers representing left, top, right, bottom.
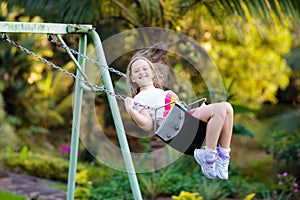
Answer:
2, 0, 299, 152
5, 0, 300, 27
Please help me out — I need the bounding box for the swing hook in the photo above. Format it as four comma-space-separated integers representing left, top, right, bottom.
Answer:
47, 34, 54, 42
2, 33, 19, 48
47, 34, 63, 48
2, 33, 9, 42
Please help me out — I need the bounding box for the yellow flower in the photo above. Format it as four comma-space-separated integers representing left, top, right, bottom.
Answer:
244, 193, 256, 200
172, 191, 203, 200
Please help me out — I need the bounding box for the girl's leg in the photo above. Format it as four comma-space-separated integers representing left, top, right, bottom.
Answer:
192, 103, 226, 179
216, 102, 233, 180
192, 102, 233, 179
190, 103, 227, 150
219, 102, 234, 149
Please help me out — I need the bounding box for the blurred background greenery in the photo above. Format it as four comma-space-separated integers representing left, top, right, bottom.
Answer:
0, 0, 300, 199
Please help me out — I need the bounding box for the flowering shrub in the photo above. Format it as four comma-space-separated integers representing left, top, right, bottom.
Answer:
271, 172, 299, 200
244, 193, 256, 200
75, 170, 92, 200
172, 191, 203, 200
264, 130, 300, 164
1, 149, 85, 182
60, 144, 80, 157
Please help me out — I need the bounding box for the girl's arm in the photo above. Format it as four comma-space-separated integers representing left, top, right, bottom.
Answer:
124, 97, 153, 131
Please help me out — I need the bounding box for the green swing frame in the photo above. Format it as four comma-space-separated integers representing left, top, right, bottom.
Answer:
0, 21, 142, 200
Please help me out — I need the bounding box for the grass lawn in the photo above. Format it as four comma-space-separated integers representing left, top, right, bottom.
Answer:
0, 190, 25, 200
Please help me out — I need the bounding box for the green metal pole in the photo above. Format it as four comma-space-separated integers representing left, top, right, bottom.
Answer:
66, 34, 87, 200
56, 35, 89, 81
89, 30, 143, 200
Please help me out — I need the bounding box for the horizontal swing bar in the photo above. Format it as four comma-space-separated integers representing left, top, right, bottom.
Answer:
0, 21, 93, 34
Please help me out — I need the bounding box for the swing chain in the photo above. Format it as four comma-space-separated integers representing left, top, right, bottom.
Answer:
2, 33, 204, 111
2, 33, 127, 101
47, 35, 128, 78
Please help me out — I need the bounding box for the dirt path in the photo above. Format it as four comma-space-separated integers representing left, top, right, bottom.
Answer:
0, 171, 66, 200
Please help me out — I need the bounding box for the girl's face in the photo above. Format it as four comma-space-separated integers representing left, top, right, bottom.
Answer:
130, 59, 154, 88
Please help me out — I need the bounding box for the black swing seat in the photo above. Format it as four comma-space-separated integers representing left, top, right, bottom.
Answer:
154, 103, 207, 156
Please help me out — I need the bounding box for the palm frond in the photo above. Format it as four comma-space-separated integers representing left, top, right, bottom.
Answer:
271, 109, 300, 133
111, 0, 143, 27
233, 122, 255, 137
199, 0, 300, 25
6, 0, 97, 23
285, 46, 300, 71
7, 0, 300, 27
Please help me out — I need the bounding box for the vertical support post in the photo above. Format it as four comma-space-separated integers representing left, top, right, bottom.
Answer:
89, 30, 143, 200
66, 34, 87, 200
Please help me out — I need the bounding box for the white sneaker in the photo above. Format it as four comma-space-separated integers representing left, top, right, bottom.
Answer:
216, 148, 230, 179
194, 147, 217, 179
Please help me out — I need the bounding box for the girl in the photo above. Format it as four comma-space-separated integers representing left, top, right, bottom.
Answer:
124, 55, 233, 179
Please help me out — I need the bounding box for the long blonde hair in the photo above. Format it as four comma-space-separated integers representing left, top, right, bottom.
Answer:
126, 56, 163, 97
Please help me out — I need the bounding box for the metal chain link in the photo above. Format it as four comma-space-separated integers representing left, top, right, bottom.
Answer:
2, 34, 127, 101
46, 35, 198, 110
1, 34, 202, 111
48, 35, 128, 78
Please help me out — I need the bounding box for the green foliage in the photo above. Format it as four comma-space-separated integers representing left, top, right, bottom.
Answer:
75, 170, 92, 200
0, 149, 293, 200
44, 183, 67, 191
0, 2, 299, 200
0, 93, 22, 152
0, 190, 25, 200
273, 172, 299, 199
262, 109, 300, 168
19, 146, 29, 161
233, 122, 255, 138
0, 6, 75, 138
89, 156, 225, 199
207, 19, 292, 108
137, 166, 204, 199
0, 149, 85, 182
195, 177, 227, 200
285, 46, 300, 71
89, 171, 134, 200
4, 0, 97, 23
5, 0, 300, 26
221, 174, 268, 199
263, 130, 300, 164
88, 156, 277, 200
137, 158, 201, 198
259, 172, 299, 200
1, 0, 295, 151
271, 109, 300, 134
222, 79, 256, 137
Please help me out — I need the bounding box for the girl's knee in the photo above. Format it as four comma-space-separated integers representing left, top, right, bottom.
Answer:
223, 102, 234, 116
213, 103, 227, 119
